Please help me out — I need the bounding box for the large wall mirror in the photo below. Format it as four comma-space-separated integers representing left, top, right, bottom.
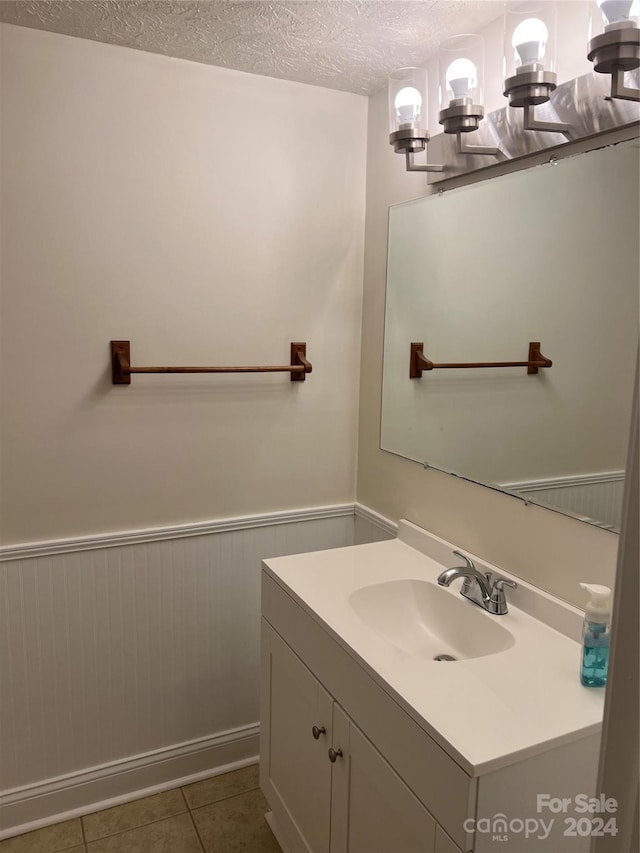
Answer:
381, 138, 639, 532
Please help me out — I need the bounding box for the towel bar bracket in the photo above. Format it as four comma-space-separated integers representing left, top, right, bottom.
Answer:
290, 342, 311, 381
111, 341, 131, 385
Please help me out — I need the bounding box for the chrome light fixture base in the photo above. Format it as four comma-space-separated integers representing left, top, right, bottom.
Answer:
588, 26, 640, 101
504, 67, 558, 106
439, 100, 484, 134
389, 128, 444, 172
439, 101, 500, 157
503, 66, 569, 134
389, 126, 428, 154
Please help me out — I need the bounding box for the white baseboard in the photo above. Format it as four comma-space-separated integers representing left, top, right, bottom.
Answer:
0, 723, 259, 840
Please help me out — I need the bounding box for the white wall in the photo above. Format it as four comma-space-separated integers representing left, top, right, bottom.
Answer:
0, 23, 377, 835
0, 24, 367, 545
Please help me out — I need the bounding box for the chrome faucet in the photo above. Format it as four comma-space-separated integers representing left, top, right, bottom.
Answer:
437, 550, 517, 615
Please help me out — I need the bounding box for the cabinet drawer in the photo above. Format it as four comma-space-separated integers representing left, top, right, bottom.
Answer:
263, 571, 476, 851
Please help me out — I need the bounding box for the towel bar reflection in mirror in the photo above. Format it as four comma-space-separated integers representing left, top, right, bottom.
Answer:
409, 341, 552, 378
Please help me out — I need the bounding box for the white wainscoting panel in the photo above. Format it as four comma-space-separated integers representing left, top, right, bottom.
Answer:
501, 472, 625, 531
0, 505, 394, 835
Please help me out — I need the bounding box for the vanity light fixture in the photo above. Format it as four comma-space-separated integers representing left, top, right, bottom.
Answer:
503, 4, 569, 134
387, 5, 638, 182
438, 34, 499, 156
588, 0, 640, 101
388, 67, 443, 172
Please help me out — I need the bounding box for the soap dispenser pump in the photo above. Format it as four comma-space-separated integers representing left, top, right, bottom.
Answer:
579, 583, 611, 688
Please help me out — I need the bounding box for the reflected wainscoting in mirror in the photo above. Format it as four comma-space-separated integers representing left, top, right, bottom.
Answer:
381, 138, 639, 532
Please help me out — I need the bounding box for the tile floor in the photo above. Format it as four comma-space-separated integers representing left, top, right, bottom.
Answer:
0, 765, 281, 853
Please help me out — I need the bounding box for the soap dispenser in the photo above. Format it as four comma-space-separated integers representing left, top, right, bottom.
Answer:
579, 583, 611, 688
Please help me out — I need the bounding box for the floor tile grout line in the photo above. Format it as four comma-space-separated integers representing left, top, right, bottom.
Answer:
79, 787, 190, 843
79, 810, 87, 847
187, 810, 207, 853
81, 808, 190, 844
178, 785, 189, 812
184, 784, 260, 813
48, 836, 86, 853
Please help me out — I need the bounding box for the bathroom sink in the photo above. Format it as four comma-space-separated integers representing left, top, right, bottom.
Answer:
349, 579, 515, 661
264, 526, 605, 776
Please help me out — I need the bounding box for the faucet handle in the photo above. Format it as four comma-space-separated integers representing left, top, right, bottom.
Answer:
489, 577, 518, 615
452, 550, 476, 571
492, 578, 518, 592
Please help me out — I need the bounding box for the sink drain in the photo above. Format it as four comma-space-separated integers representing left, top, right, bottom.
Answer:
433, 654, 457, 661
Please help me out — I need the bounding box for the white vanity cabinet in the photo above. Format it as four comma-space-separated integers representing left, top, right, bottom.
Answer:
261, 620, 438, 853
260, 531, 603, 853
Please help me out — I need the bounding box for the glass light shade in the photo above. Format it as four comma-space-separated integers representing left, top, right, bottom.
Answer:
439, 34, 484, 108
388, 68, 427, 133
504, 3, 558, 78
590, 0, 639, 36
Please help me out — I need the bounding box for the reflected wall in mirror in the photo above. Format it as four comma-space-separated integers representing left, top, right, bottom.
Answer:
382, 139, 639, 532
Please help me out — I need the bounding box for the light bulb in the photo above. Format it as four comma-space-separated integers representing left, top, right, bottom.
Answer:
445, 57, 478, 99
512, 17, 548, 66
597, 0, 634, 24
394, 86, 423, 124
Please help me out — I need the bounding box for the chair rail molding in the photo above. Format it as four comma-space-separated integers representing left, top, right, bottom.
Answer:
0, 503, 357, 561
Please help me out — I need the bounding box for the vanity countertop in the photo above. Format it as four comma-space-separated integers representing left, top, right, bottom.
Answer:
262, 521, 605, 777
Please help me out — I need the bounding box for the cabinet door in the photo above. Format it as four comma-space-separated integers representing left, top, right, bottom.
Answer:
261, 620, 333, 853
330, 704, 436, 853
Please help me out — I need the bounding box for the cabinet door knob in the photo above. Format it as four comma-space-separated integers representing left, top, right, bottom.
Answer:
312, 725, 326, 740
328, 747, 343, 763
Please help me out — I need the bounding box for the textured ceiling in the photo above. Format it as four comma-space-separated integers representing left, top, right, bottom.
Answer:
0, 1, 504, 95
